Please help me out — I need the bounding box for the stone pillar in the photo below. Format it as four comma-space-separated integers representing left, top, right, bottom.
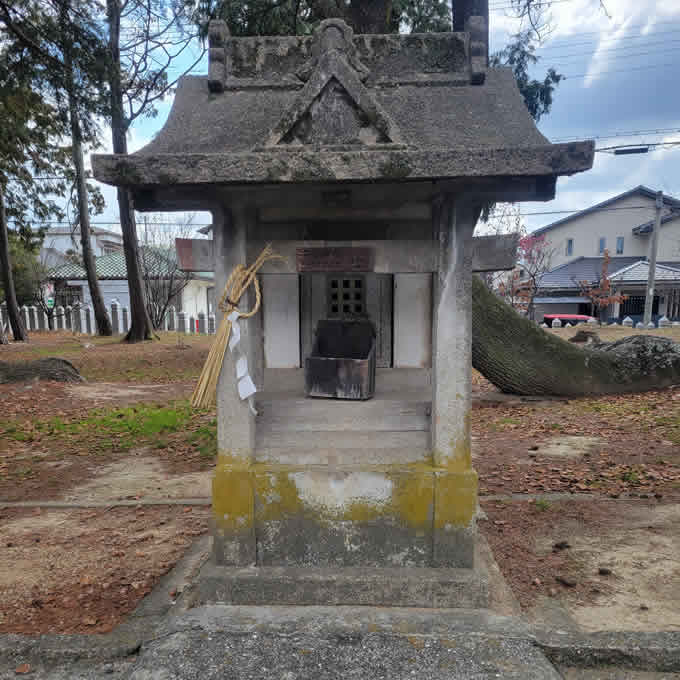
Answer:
122, 307, 129, 333
84, 306, 93, 334
208, 313, 216, 335
111, 300, 120, 334
0, 302, 6, 328
21, 306, 29, 331
65, 305, 73, 330
189, 315, 196, 334
198, 311, 206, 334
177, 311, 187, 333
430, 196, 478, 568
167, 306, 175, 331
213, 202, 257, 566
28, 306, 37, 331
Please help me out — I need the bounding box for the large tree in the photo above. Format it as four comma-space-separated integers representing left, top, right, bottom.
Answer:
106, 0, 204, 342
0, 34, 72, 341
0, 0, 113, 336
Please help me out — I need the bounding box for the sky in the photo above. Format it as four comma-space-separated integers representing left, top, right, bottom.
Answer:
86, 0, 680, 236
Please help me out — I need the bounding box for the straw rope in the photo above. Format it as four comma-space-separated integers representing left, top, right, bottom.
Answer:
191, 244, 285, 409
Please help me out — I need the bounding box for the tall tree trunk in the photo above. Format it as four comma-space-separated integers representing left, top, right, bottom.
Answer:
0, 187, 28, 342
66, 95, 113, 337
61, 2, 112, 336
471, 275, 680, 396
107, 0, 155, 342
452, 0, 488, 31
311, 0, 392, 32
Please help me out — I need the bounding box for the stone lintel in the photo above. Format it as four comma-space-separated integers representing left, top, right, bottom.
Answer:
176, 236, 518, 273
91, 142, 595, 188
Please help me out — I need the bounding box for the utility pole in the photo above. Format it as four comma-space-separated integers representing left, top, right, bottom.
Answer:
643, 191, 663, 326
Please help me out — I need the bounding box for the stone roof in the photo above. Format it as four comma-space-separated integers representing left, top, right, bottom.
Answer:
92, 19, 593, 196
49, 247, 213, 281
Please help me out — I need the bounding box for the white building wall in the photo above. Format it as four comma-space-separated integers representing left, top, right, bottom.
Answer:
543, 193, 678, 269
656, 218, 680, 262
43, 230, 123, 258
181, 280, 211, 318
71, 279, 130, 310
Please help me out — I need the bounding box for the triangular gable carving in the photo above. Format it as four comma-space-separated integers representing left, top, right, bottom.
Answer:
263, 20, 403, 148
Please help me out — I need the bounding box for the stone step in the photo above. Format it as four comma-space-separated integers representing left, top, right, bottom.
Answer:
131, 605, 560, 680
195, 564, 488, 609
255, 429, 430, 454
254, 445, 432, 465
255, 397, 431, 433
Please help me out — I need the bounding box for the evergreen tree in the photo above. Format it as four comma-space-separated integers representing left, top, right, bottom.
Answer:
0, 0, 113, 336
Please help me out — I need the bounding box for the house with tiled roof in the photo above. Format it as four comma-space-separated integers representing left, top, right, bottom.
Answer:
49, 246, 215, 319
529, 187, 680, 323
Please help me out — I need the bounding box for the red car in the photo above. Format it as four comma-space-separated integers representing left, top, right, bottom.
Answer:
543, 314, 592, 324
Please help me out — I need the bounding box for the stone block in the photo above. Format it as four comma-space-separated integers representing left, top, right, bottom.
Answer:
212, 465, 256, 566
551, 319, 562, 328
212, 461, 477, 569
195, 563, 488, 608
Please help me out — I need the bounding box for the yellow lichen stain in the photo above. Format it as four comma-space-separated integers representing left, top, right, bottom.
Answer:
407, 636, 425, 650
433, 469, 477, 529
212, 460, 476, 532
217, 450, 252, 468
254, 470, 307, 521
212, 464, 254, 530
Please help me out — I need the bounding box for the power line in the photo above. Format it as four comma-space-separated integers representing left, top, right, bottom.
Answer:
562, 61, 678, 79
531, 19, 680, 42
595, 141, 680, 153
552, 127, 680, 142
541, 40, 680, 60
489, 0, 576, 10
537, 27, 680, 51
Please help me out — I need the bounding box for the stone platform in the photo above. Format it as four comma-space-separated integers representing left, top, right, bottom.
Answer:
214, 368, 478, 570
120, 605, 561, 680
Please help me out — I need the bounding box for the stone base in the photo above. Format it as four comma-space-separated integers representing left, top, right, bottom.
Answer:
212, 461, 478, 568
195, 562, 489, 609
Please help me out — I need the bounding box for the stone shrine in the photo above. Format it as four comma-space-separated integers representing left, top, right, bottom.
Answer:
93, 14, 593, 604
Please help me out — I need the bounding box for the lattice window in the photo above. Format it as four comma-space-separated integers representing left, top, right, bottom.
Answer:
328, 276, 365, 318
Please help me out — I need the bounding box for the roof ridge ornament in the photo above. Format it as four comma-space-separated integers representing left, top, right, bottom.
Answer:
261, 19, 405, 149
297, 19, 369, 83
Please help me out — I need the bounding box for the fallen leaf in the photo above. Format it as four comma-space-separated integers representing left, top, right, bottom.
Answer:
15, 663, 31, 674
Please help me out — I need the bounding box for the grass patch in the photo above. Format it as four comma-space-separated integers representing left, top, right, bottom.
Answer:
621, 469, 640, 484
534, 499, 551, 511
1, 402, 205, 454
187, 419, 217, 459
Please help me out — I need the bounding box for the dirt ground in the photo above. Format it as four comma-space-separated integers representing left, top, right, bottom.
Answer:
1, 328, 679, 635
0, 505, 208, 634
